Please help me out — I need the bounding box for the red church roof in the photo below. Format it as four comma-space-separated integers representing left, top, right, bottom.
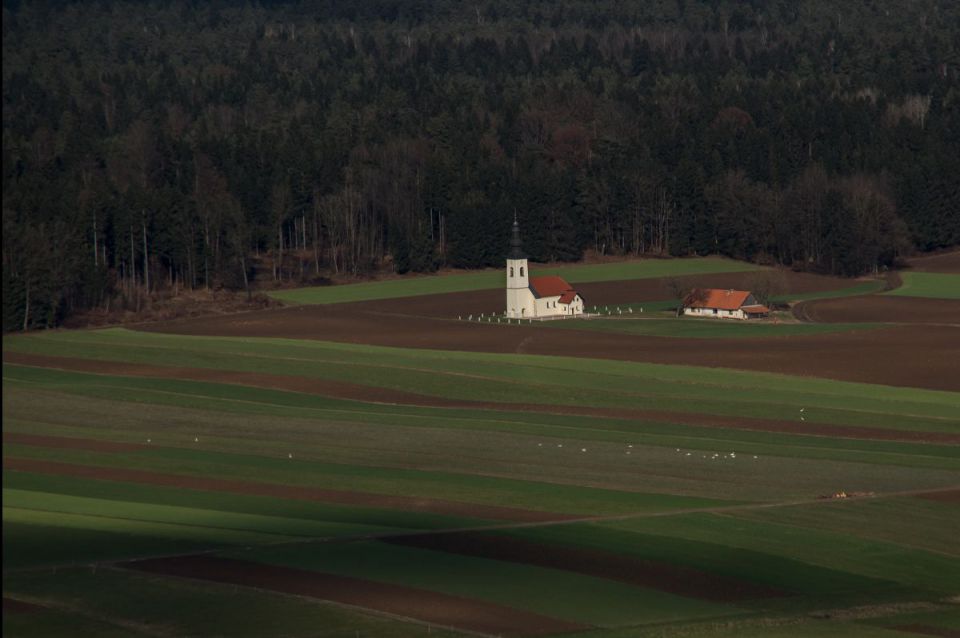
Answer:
530, 276, 579, 302
685, 289, 753, 311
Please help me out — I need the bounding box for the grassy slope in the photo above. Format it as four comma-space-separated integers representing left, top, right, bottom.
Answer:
3, 567, 466, 638
605, 512, 960, 595
4, 324, 959, 637
221, 540, 741, 627
4, 388, 958, 512
885, 272, 960, 299
5, 330, 959, 430
269, 257, 761, 304
770, 279, 887, 303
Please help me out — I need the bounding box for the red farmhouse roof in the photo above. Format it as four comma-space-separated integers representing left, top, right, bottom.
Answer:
530, 276, 579, 303
685, 289, 753, 311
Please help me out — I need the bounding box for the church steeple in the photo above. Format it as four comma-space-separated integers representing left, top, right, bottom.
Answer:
508, 212, 527, 259
505, 213, 530, 318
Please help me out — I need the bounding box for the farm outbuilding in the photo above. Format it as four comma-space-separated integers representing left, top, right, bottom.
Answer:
682, 289, 769, 320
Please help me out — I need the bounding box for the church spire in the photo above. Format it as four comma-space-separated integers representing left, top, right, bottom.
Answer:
508, 212, 526, 259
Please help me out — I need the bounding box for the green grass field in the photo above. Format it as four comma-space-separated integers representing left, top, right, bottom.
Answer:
270, 256, 761, 304
885, 272, 960, 299
4, 322, 959, 636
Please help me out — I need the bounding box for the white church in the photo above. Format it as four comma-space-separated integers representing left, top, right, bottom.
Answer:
506, 218, 584, 319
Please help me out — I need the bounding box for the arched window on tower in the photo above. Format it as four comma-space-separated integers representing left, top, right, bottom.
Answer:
520, 266, 524, 276
510, 267, 514, 277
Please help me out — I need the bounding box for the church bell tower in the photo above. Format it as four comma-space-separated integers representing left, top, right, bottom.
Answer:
506, 215, 529, 318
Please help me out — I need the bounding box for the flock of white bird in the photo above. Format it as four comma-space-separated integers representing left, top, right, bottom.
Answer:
534, 441, 760, 461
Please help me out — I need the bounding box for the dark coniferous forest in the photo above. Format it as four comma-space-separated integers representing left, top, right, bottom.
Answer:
3, 0, 959, 330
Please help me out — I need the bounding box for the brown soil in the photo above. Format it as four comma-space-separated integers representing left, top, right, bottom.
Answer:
793, 296, 960, 325
890, 624, 960, 638
138, 288, 960, 391
1, 457, 576, 523
2, 598, 44, 614
386, 532, 788, 602
914, 489, 960, 504
7, 352, 957, 443
906, 250, 960, 274
124, 555, 587, 636
2, 432, 147, 453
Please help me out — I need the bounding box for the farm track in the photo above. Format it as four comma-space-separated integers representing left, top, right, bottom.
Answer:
6, 352, 959, 443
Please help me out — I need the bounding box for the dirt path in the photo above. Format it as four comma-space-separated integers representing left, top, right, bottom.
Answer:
1, 457, 577, 523
914, 489, 960, 504
124, 555, 588, 637
7, 352, 957, 443
386, 531, 788, 602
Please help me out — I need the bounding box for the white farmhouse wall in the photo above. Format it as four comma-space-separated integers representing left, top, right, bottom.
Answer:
683, 307, 746, 320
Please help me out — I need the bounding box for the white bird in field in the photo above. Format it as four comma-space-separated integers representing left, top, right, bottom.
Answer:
194, 437, 198, 442
626, 451, 631, 455
628, 444, 633, 448
754, 455, 758, 459
800, 408, 805, 412
288, 453, 293, 459
147, 438, 151, 443
537, 443, 542, 447
581, 448, 587, 452
557, 444, 563, 448
686, 452, 691, 456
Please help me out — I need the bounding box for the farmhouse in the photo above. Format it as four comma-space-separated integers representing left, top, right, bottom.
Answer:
506, 219, 584, 319
682, 288, 769, 320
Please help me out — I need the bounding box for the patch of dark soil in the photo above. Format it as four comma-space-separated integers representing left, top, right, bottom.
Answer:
386, 532, 789, 602
124, 555, 588, 636
793, 296, 960, 325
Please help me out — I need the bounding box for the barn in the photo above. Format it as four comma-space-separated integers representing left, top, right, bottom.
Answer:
505, 219, 584, 319
682, 289, 769, 320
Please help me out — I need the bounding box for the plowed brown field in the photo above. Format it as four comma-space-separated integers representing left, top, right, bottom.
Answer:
142, 303, 959, 391
125, 555, 588, 636
793, 296, 960, 325
907, 250, 960, 274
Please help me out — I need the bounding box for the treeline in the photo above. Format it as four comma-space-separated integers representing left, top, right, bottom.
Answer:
3, 0, 959, 330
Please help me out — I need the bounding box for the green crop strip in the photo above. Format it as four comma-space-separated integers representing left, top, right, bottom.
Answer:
269, 257, 761, 305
